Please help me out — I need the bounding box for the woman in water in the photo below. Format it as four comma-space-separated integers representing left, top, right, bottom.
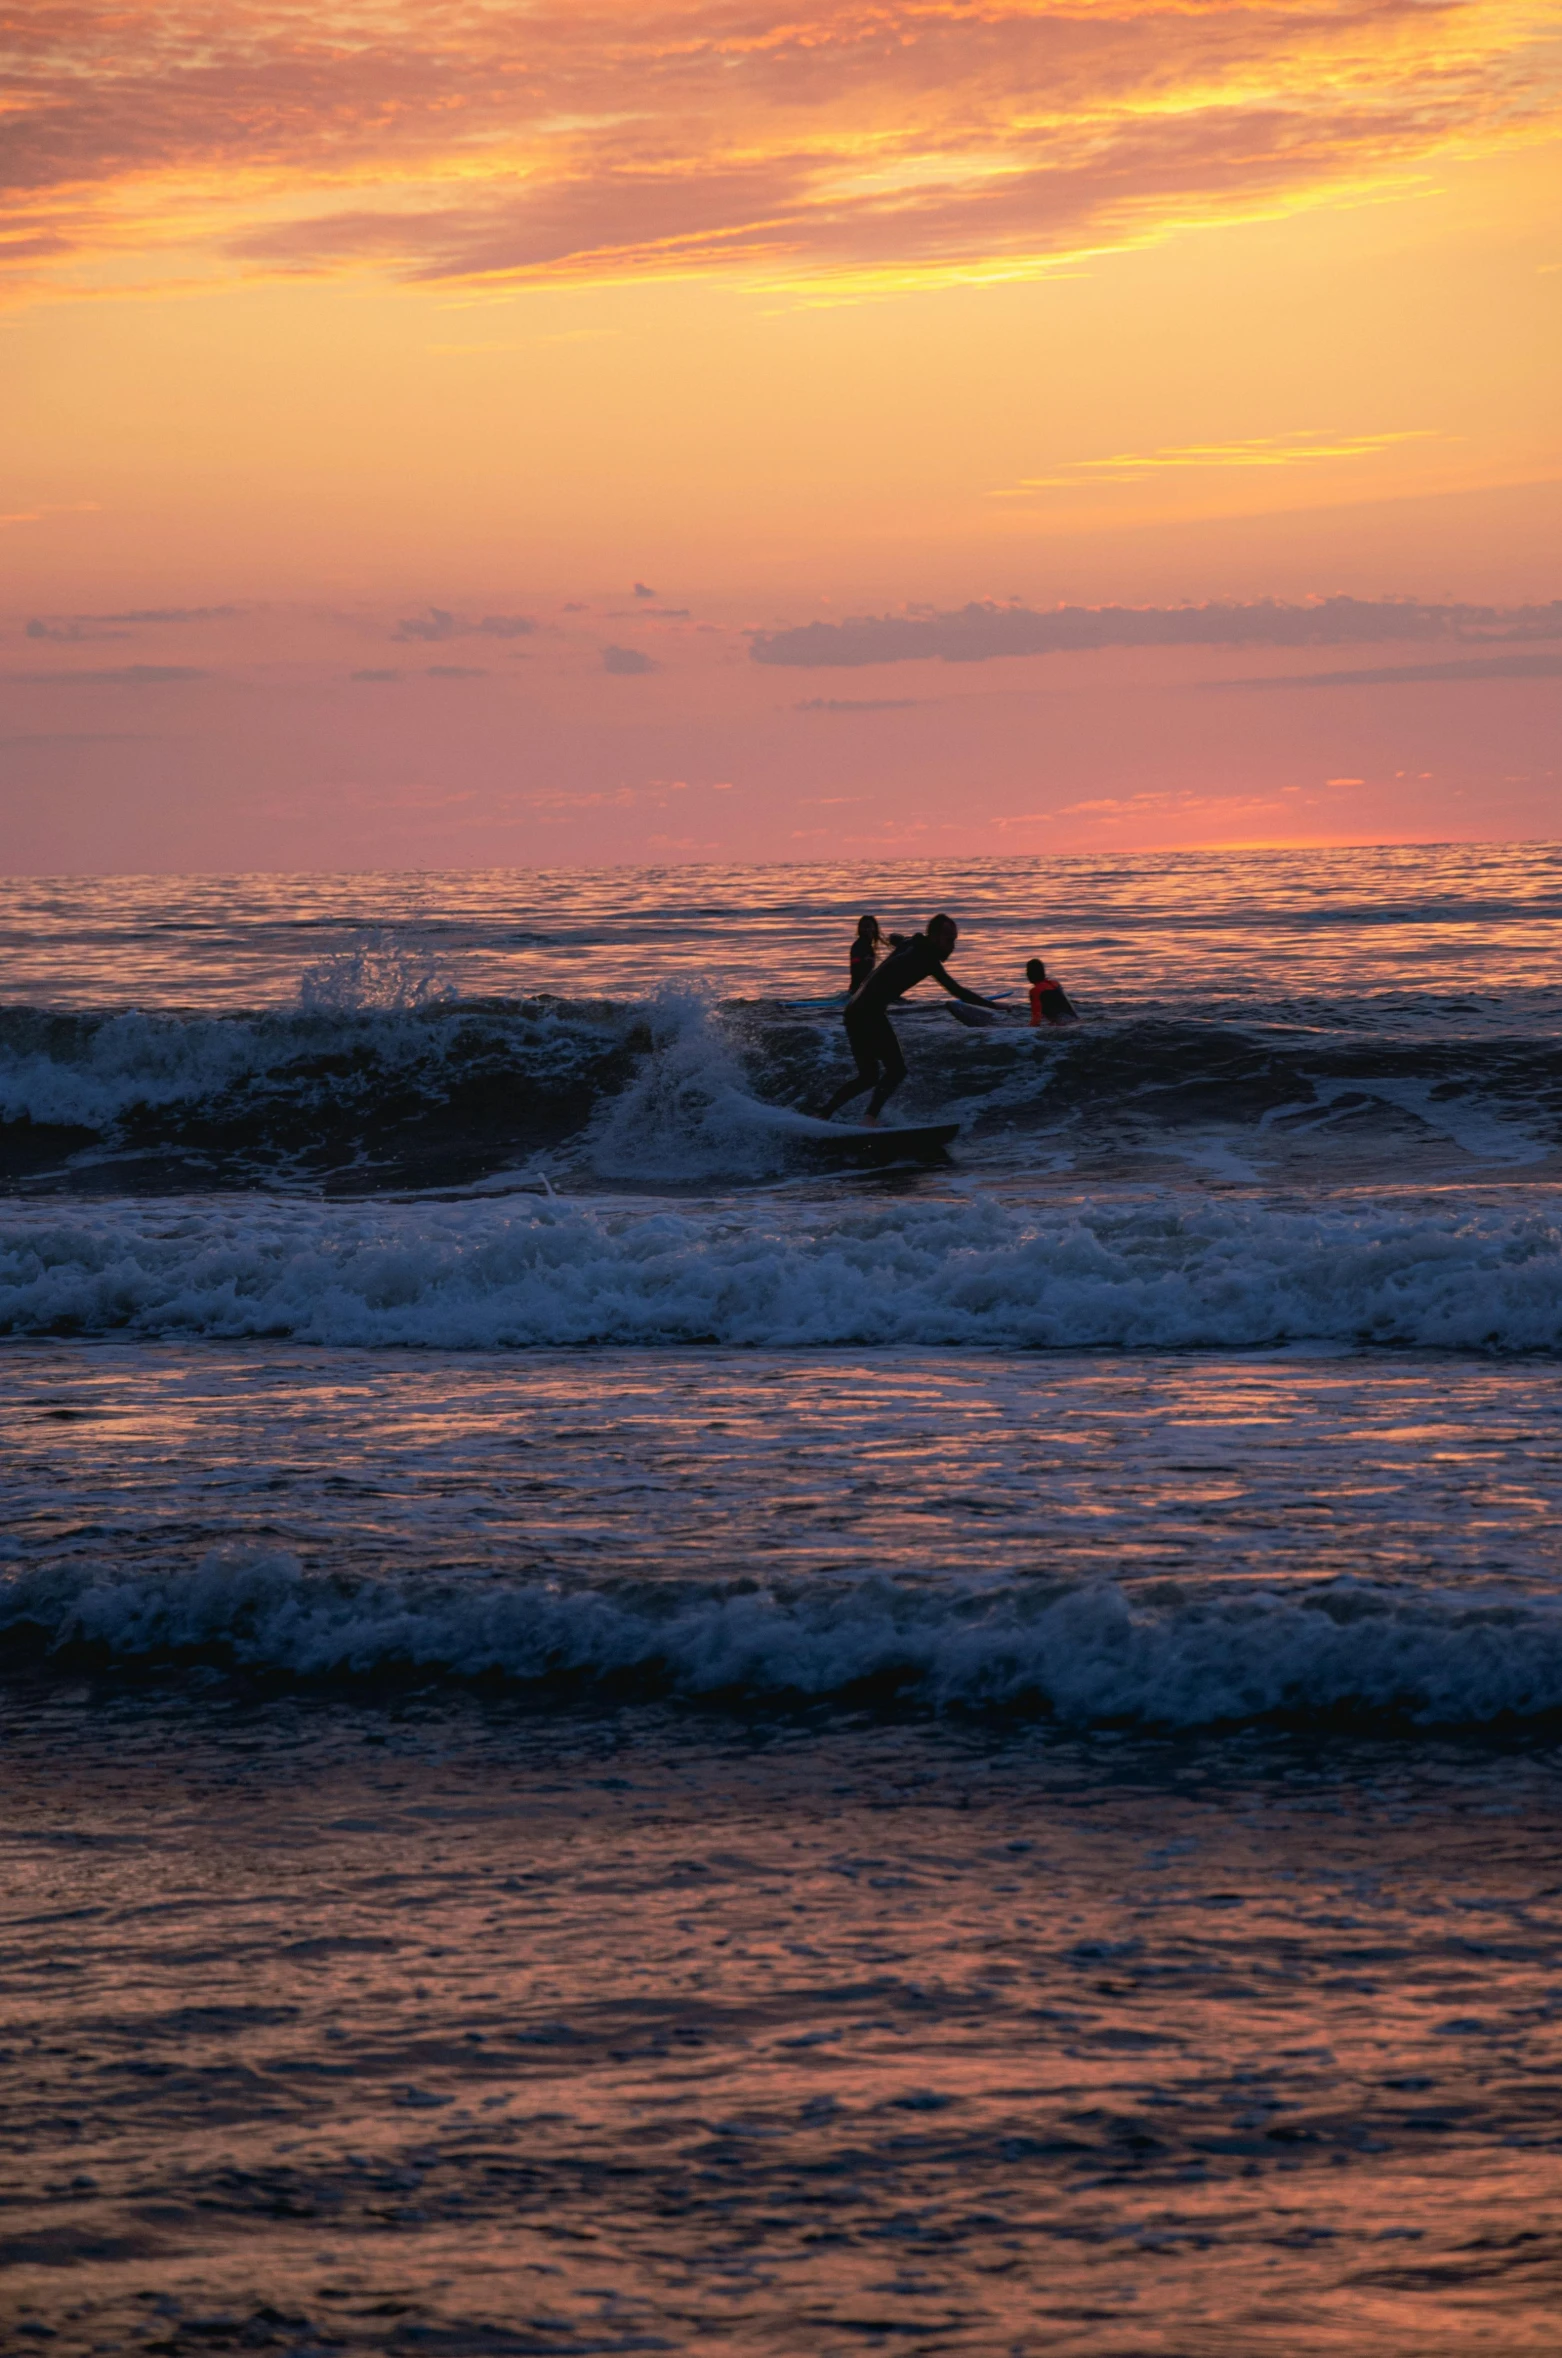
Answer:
849, 915, 907, 993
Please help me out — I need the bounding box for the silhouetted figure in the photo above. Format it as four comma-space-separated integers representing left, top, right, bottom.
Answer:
821, 913, 997, 1122
849, 914, 882, 993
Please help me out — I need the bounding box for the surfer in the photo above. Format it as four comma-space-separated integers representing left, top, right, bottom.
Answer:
1027, 958, 1077, 1025
820, 913, 998, 1122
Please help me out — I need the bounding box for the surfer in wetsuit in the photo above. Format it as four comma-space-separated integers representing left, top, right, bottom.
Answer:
1027, 958, 1077, 1025
820, 913, 998, 1122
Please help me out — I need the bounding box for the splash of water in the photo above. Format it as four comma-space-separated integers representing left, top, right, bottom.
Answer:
296, 930, 458, 1014
586, 988, 796, 1181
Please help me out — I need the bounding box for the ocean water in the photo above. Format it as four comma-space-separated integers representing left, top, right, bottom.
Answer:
4, 845, 1562, 2355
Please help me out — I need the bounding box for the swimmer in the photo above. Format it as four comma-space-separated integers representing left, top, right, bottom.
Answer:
1027, 957, 1077, 1025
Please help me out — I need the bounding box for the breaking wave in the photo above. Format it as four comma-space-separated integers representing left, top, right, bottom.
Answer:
0, 998, 640, 1191
1, 990, 1558, 1194
7, 1547, 1562, 1729
2, 1188, 1560, 1350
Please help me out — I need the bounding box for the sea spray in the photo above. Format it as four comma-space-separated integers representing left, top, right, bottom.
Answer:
296, 927, 461, 1015
585, 987, 799, 1183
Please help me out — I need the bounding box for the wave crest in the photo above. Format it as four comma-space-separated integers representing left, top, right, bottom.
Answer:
2, 1190, 1559, 1350
2, 987, 1559, 1194
7, 1548, 1562, 1728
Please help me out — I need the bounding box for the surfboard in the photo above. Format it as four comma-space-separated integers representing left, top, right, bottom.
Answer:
375, 1179, 552, 1204
700, 1095, 961, 1165
799, 1120, 960, 1165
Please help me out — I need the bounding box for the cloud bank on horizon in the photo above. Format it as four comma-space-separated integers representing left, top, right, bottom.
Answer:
4, 0, 1556, 302
751, 598, 1562, 667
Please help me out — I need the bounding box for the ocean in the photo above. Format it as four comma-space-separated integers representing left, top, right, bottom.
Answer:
4, 844, 1562, 2355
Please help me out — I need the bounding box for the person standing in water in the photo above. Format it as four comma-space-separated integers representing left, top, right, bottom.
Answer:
848, 914, 906, 993
849, 915, 882, 993
820, 913, 997, 1123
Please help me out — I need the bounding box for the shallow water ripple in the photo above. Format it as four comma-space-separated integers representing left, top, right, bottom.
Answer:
4, 1706, 1562, 2356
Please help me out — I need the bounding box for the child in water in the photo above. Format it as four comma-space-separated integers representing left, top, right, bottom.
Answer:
1027, 958, 1076, 1024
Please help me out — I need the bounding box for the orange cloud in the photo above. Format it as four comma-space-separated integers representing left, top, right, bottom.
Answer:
994, 428, 1449, 493
0, 500, 102, 526
4, 0, 1556, 301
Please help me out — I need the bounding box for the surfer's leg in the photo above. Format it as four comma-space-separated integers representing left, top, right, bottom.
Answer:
866, 1018, 907, 1118
820, 1073, 871, 1116
819, 1012, 880, 1117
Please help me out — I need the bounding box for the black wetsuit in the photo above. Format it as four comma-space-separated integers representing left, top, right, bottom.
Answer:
849, 939, 877, 992
822, 933, 990, 1120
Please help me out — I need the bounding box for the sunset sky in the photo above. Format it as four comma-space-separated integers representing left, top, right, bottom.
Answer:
4, 0, 1559, 871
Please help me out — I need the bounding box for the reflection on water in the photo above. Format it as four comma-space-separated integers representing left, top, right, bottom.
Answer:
5, 840, 1562, 2352
4, 843, 1562, 1025
8, 1343, 1562, 1603
5, 1696, 1562, 2355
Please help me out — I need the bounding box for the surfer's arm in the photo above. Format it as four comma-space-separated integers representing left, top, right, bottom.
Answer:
929, 959, 997, 1008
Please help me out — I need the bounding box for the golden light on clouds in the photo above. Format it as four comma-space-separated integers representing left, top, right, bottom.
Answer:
4, 0, 1558, 304
995, 430, 1450, 494
0, 500, 103, 527
3, 0, 1559, 868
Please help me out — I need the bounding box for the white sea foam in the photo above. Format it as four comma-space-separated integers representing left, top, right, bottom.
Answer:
7, 1548, 1562, 1726
0, 928, 476, 1131
0, 1010, 273, 1129
1293, 1077, 1554, 1168
2, 1188, 1559, 1350
585, 989, 795, 1181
